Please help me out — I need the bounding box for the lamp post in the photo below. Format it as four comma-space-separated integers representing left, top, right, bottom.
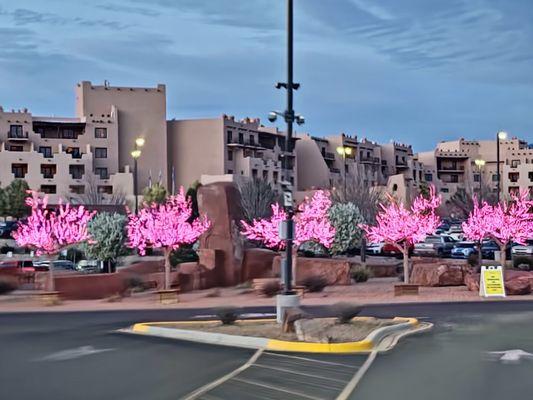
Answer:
474, 158, 485, 201
496, 131, 507, 203
336, 146, 352, 200
131, 137, 145, 214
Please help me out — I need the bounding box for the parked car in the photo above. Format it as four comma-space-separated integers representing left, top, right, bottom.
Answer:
0, 260, 44, 273
382, 243, 413, 258
511, 239, 533, 257
435, 222, 451, 235
480, 240, 499, 260
0, 221, 18, 238
76, 260, 100, 274
36, 260, 77, 272
414, 235, 455, 257
366, 242, 385, 255
451, 242, 478, 259
446, 226, 464, 242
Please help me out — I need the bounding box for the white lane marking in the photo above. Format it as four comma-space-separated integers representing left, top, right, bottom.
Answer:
252, 363, 348, 384
263, 351, 358, 369
182, 348, 264, 400
335, 351, 377, 400
488, 349, 533, 363
35, 346, 114, 362
191, 313, 276, 319
232, 377, 325, 400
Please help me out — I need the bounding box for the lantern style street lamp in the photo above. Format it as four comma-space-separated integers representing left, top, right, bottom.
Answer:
131, 136, 145, 214
336, 146, 352, 199
496, 131, 507, 203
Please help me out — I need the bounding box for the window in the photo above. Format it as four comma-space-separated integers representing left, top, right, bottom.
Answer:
41, 164, 56, 179
474, 174, 480, 182
492, 174, 498, 182
424, 173, 433, 182
39, 146, 52, 158
509, 172, 519, 183
238, 133, 244, 144
70, 165, 85, 179
529, 172, 533, 182
8, 145, 23, 152
69, 185, 85, 194
95, 127, 107, 138
94, 147, 107, 158
40, 185, 56, 194
62, 129, 75, 139
9, 125, 24, 138
450, 174, 459, 183
11, 164, 27, 178
66, 147, 81, 159
273, 171, 278, 183
98, 186, 113, 194
392, 184, 398, 192
262, 170, 268, 180
94, 167, 108, 179
441, 188, 449, 193
250, 136, 255, 145
252, 169, 258, 178
227, 169, 233, 174
227, 149, 233, 161
227, 130, 233, 143
511, 159, 520, 168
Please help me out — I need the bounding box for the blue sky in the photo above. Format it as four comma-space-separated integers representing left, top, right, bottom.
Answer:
0, 0, 532, 151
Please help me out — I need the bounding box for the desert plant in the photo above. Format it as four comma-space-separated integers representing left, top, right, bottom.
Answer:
351, 267, 371, 283
328, 202, 365, 255
238, 178, 277, 223
260, 280, 281, 297
297, 241, 329, 258
169, 246, 199, 267
69, 174, 126, 205
142, 182, 167, 205
301, 275, 328, 293
125, 275, 145, 292
214, 306, 240, 325
0, 278, 16, 295
333, 302, 363, 324
513, 256, 533, 271
0, 179, 30, 218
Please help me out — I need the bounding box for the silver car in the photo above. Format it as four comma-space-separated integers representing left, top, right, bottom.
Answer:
414, 235, 455, 257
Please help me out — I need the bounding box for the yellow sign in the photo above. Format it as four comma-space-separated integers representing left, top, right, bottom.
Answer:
480, 266, 506, 297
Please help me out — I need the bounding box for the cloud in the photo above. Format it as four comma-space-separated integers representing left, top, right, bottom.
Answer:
349, 0, 394, 20
97, 3, 161, 17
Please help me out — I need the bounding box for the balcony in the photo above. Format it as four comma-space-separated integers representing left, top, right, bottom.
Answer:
436, 150, 469, 159
360, 156, 380, 164
330, 168, 341, 174
438, 166, 465, 173
227, 139, 265, 150
323, 152, 335, 160
7, 131, 29, 141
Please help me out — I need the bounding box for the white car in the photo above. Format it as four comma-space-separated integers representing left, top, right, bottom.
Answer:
366, 242, 385, 255
446, 226, 464, 242
512, 239, 533, 257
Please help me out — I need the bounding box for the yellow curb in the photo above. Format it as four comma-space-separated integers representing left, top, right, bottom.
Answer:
129, 317, 420, 354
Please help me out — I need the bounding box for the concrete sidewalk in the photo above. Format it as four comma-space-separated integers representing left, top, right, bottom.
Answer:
1, 278, 533, 313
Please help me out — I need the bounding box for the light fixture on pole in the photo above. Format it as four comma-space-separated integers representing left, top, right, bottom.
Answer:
336, 146, 352, 199
496, 131, 507, 203
131, 136, 145, 214
474, 158, 485, 200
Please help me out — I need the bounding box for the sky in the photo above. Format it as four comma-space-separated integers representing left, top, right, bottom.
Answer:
0, 0, 532, 151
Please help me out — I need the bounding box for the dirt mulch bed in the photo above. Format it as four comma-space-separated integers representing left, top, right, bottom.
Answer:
164, 317, 398, 343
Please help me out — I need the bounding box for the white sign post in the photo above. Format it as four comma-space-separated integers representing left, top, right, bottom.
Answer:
479, 265, 506, 298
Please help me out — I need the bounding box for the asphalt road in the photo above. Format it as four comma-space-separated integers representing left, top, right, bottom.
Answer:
2, 302, 533, 400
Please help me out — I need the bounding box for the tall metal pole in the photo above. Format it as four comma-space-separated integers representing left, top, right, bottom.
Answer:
343, 154, 347, 200
282, 0, 295, 295
496, 135, 501, 203
133, 158, 139, 214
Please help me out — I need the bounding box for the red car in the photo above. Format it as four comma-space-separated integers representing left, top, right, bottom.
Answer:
382, 243, 414, 258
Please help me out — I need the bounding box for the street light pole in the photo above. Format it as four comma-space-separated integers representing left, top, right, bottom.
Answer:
496, 131, 507, 203
474, 158, 485, 202
131, 137, 145, 214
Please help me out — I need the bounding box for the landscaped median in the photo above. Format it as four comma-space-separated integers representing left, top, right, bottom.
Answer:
122, 316, 428, 354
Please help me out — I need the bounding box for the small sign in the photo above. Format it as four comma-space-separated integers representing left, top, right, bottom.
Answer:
480, 266, 506, 298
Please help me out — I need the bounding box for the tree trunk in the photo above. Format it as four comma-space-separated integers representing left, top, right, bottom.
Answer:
499, 243, 507, 268
402, 245, 409, 284
47, 254, 55, 292
164, 248, 171, 290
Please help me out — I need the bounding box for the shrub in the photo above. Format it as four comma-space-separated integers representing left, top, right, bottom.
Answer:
214, 306, 240, 325
328, 202, 365, 255
0, 245, 15, 254
0, 278, 16, 295
301, 276, 328, 293
351, 267, 371, 283
125, 275, 145, 292
333, 302, 363, 324
169, 246, 199, 267
297, 241, 329, 258
513, 256, 533, 271
261, 280, 281, 297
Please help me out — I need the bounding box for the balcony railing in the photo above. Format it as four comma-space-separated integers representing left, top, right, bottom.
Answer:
7, 132, 29, 140
323, 152, 335, 160
330, 168, 341, 173
360, 156, 379, 163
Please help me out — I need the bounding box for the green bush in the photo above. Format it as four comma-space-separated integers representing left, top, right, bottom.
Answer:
214, 306, 240, 325
328, 202, 365, 255
513, 256, 533, 271
260, 280, 281, 297
0, 245, 15, 254
301, 275, 328, 293
351, 267, 371, 283
0, 278, 16, 295
60, 248, 85, 263
297, 241, 329, 258
333, 302, 363, 324
169, 247, 199, 267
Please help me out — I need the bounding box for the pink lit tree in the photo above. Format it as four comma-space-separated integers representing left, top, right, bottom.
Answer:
463, 189, 533, 266
12, 191, 96, 291
362, 187, 441, 283
241, 190, 336, 250
126, 187, 210, 290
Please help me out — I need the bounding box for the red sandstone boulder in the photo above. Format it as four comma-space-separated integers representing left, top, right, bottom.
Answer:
273, 256, 351, 286
464, 273, 480, 292
410, 262, 467, 286
241, 248, 277, 281
505, 279, 531, 295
